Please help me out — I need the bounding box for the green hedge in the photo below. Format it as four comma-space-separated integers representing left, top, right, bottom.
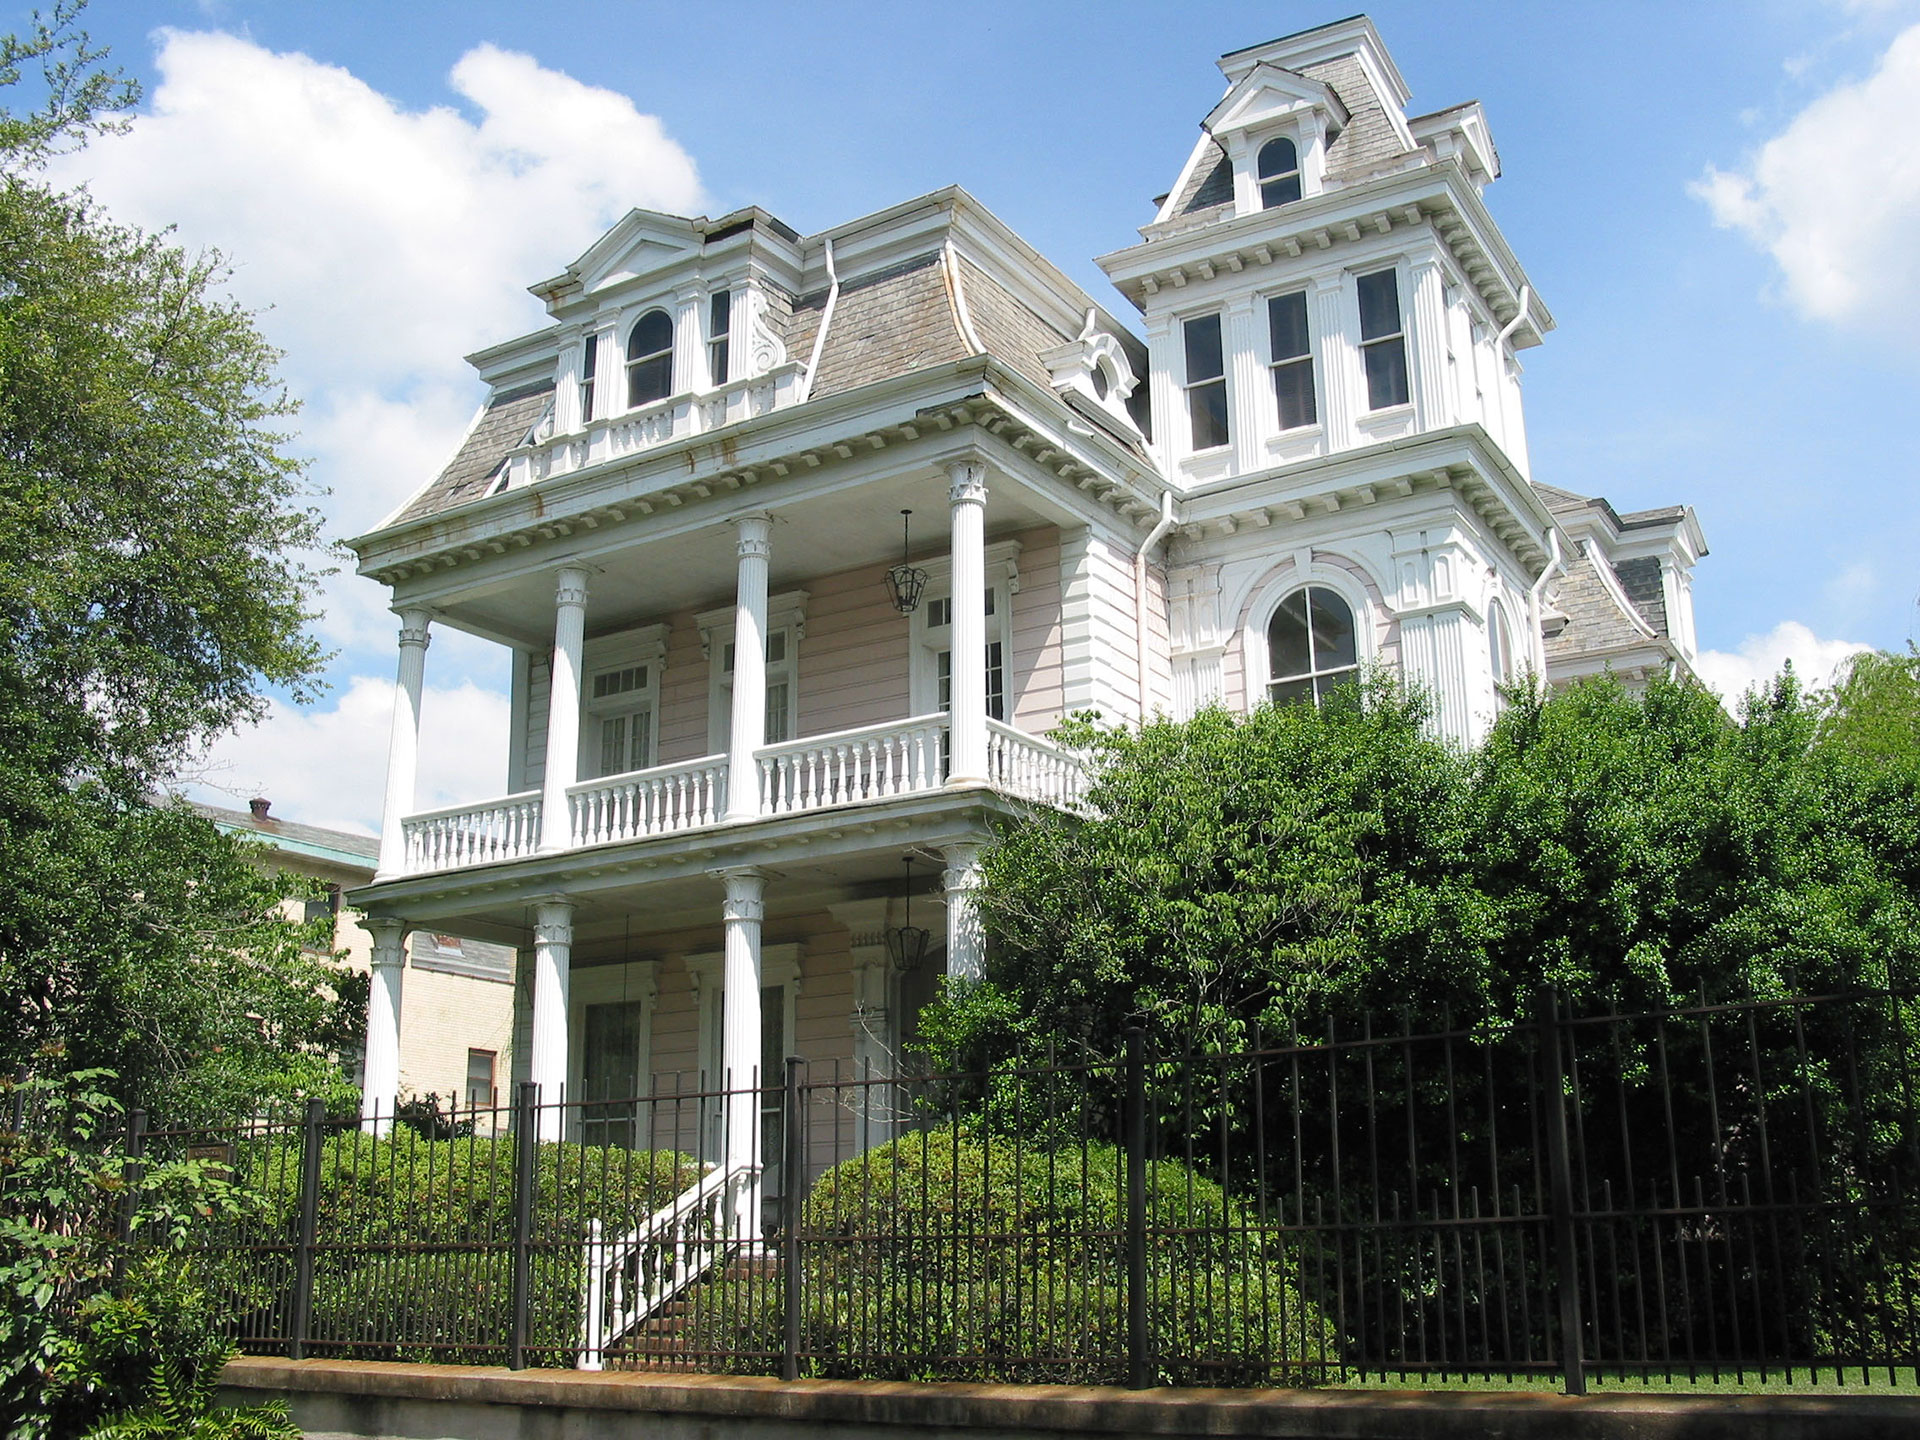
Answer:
689, 1127, 1338, 1385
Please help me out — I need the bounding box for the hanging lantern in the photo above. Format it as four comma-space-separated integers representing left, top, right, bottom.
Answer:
885, 854, 931, 974
885, 508, 928, 615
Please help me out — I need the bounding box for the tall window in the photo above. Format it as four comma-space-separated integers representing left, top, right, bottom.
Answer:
588, 663, 655, 778
1268, 586, 1360, 707
708, 291, 731, 387
464, 1049, 496, 1112
720, 629, 795, 746
927, 590, 1006, 722
625, 309, 673, 408
1258, 136, 1302, 208
1267, 291, 1316, 430
581, 1003, 644, 1148
579, 333, 598, 423
1357, 269, 1410, 410
1183, 313, 1229, 451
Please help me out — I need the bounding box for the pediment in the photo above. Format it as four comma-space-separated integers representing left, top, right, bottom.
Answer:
530, 208, 704, 304
1204, 63, 1348, 138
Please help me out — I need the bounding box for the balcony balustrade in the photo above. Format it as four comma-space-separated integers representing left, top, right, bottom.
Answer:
395, 714, 1086, 878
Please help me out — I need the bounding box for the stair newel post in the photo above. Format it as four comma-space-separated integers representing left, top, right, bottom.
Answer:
1537, 986, 1587, 1396
509, 1081, 539, 1370
781, 1054, 804, 1381
288, 1098, 324, 1359
1125, 1026, 1151, 1389
578, 1218, 606, 1372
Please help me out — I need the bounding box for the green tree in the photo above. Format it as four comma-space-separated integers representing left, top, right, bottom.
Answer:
0, 4, 348, 1114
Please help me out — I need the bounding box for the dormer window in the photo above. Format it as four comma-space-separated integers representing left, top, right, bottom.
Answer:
1258, 137, 1302, 208
708, 291, 731, 387
626, 309, 673, 408
579, 333, 598, 423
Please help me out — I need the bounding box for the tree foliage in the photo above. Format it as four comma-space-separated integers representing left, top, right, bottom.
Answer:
923, 666, 1920, 1070
0, 4, 347, 1114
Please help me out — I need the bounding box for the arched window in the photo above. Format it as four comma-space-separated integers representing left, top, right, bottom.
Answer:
1488, 597, 1513, 686
1267, 585, 1359, 707
625, 310, 674, 408
1258, 137, 1302, 209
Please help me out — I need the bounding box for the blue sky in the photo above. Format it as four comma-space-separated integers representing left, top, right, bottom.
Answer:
28, 0, 1920, 830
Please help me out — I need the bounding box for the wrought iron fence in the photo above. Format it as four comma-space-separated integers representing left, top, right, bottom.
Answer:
75, 986, 1920, 1389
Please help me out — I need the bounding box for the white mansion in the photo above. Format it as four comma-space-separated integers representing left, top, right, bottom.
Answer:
347, 17, 1706, 1155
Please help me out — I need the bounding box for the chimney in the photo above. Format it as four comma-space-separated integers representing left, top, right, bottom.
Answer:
248, 797, 272, 822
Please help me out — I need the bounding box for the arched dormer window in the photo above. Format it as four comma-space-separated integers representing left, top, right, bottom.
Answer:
626, 310, 674, 408
1267, 585, 1359, 707
1258, 137, 1302, 209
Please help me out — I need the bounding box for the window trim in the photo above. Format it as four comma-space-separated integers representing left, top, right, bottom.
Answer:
908, 540, 1022, 719
1488, 595, 1514, 689
575, 623, 669, 783
566, 959, 657, 1145
708, 289, 731, 389
579, 333, 599, 424
698, 591, 810, 754
584, 660, 659, 779
1245, 565, 1375, 715
1181, 311, 1230, 453
625, 308, 675, 410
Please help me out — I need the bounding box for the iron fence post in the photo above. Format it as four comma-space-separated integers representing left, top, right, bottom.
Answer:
113, 1108, 146, 1284
782, 1055, 804, 1381
1537, 987, 1587, 1396
509, 1081, 538, 1370
288, 1097, 324, 1360
1125, 1026, 1151, 1389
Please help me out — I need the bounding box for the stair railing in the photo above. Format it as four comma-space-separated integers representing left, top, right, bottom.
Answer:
577, 1160, 760, 1370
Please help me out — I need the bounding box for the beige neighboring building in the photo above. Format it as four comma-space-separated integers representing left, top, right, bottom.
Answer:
199, 798, 517, 1113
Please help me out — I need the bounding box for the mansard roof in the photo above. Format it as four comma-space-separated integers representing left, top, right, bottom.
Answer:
1533, 480, 1705, 668
381, 190, 1148, 531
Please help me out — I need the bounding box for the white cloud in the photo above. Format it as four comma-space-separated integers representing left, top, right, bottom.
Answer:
186, 676, 512, 837
48, 33, 707, 830
1695, 621, 1871, 707
1695, 24, 1920, 345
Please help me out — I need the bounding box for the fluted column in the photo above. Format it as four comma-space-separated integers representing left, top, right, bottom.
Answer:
1310, 273, 1353, 450
359, 916, 408, 1134
719, 868, 766, 1239
943, 842, 986, 984
375, 610, 431, 879
946, 459, 989, 785
725, 515, 773, 822
1409, 254, 1451, 430
540, 567, 590, 853
529, 898, 573, 1142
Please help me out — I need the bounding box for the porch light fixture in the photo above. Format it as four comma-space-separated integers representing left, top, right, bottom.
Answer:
885, 509, 928, 615
885, 855, 931, 975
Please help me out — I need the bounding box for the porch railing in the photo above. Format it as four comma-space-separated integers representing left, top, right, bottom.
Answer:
986, 718, 1087, 809
757, 714, 947, 816
569, 755, 728, 848
402, 791, 542, 874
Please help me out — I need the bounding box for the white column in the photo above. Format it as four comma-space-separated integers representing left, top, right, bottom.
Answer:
943, 842, 986, 984
529, 898, 573, 1142
1223, 294, 1264, 474
719, 868, 766, 1240
946, 459, 989, 784
540, 567, 590, 853
1310, 274, 1353, 451
725, 514, 773, 822
359, 917, 407, 1135
1408, 254, 1451, 430
375, 610, 431, 879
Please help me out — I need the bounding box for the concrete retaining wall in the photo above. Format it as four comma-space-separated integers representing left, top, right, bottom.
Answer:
222, 1356, 1920, 1440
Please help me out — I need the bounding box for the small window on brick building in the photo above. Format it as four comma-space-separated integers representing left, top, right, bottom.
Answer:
465, 1050, 496, 1112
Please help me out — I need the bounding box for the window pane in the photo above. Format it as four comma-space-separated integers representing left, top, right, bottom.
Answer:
1308, 586, 1358, 671
1315, 668, 1362, 711
629, 709, 652, 771
709, 291, 731, 336
766, 631, 786, 663
1183, 313, 1224, 382
1188, 379, 1229, 450
628, 309, 672, 359
709, 336, 729, 387
465, 1050, 495, 1111
1268, 293, 1310, 361
1269, 676, 1314, 707
1357, 270, 1402, 342
1274, 358, 1317, 430
1363, 337, 1410, 409
1257, 136, 1298, 179
599, 715, 627, 777
627, 352, 672, 407
936, 650, 951, 711
1267, 589, 1312, 679
765, 681, 789, 745
1260, 174, 1303, 208
986, 640, 1005, 722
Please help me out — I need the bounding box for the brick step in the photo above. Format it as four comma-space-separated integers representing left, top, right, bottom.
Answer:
605, 1253, 787, 1360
